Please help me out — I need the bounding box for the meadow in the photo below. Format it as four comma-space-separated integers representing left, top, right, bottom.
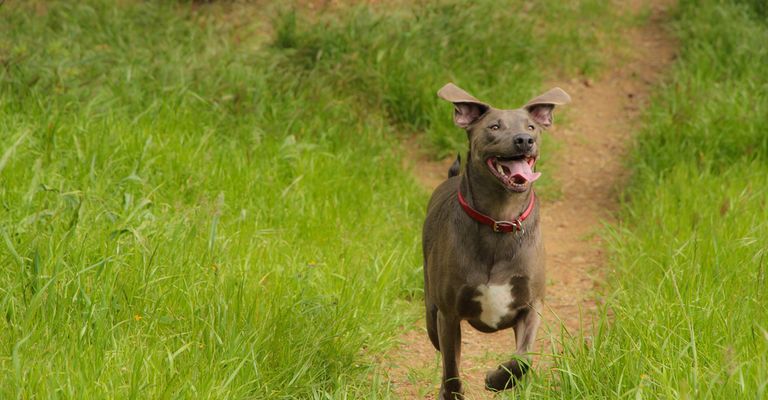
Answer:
519, 0, 768, 398
1, 0, 766, 399
0, 1, 610, 398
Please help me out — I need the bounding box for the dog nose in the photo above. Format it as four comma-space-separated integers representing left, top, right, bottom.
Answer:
513, 134, 535, 152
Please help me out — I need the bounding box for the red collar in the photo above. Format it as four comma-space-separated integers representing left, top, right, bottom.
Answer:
457, 190, 536, 233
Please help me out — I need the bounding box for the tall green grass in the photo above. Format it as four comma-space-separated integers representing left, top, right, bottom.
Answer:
1, 2, 425, 398
270, 1, 614, 154
0, 0, 612, 398
515, 1, 768, 398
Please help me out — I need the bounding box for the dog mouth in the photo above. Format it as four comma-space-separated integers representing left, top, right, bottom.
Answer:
486, 155, 540, 192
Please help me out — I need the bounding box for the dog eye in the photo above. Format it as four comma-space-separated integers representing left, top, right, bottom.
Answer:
527, 124, 535, 131
489, 124, 500, 131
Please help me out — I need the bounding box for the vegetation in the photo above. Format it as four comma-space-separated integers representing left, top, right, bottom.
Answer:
4, 0, 764, 398
519, 1, 768, 398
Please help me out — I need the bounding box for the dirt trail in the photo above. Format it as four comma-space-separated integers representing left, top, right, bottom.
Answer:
386, 1, 677, 398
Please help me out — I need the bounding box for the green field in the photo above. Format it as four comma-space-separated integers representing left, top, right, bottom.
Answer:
1, 0, 766, 399
519, 1, 768, 398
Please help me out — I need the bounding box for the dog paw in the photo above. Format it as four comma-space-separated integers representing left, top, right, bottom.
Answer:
438, 384, 464, 400
484, 359, 530, 391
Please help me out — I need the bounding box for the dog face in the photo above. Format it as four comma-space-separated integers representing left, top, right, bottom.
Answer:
468, 108, 543, 193
437, 84, 570, 193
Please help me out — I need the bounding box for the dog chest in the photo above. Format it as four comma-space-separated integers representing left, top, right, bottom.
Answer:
456, 276, 531, 330
473, 283, 515, 328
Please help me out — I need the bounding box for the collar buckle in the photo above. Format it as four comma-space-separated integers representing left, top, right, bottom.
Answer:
492, 219, 522, 233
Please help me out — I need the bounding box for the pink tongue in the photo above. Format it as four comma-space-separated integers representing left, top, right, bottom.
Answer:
502, 160, 541, 183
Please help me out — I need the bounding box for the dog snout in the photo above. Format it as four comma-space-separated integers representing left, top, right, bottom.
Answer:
513, 134, 535, 152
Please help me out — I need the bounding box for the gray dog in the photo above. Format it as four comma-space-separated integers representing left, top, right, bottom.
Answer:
422, 83, 570, 399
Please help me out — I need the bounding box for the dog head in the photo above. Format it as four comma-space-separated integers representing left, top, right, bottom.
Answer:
438, 83, 570, 193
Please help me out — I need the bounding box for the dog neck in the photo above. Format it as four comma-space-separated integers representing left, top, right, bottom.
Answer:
460, 153, 534, 222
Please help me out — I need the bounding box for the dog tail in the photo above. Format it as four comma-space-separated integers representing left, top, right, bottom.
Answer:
448, 153, 461, 178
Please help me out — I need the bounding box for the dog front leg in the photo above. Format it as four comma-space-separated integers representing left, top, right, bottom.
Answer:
485, 302, 542, 391
437, 310, 463, 400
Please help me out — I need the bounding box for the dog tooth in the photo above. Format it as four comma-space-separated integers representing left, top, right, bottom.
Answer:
497, 164, 505, 175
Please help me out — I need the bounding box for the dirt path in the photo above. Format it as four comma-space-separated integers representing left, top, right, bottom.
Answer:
386, 1, 677, 398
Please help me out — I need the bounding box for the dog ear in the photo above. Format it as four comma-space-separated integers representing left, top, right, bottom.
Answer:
524, 87, 571, 129
437, 83, 490, 129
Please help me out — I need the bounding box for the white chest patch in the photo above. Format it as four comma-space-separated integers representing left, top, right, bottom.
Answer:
473, 283, 514, 328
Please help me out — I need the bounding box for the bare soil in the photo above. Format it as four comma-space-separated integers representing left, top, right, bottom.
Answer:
386, 1, 678, 398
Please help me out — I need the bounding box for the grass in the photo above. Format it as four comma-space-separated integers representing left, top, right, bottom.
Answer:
0, 0, 614, 398
7, 0, 766, 399
270, 0, 616, 156
512, 1, 768, 398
